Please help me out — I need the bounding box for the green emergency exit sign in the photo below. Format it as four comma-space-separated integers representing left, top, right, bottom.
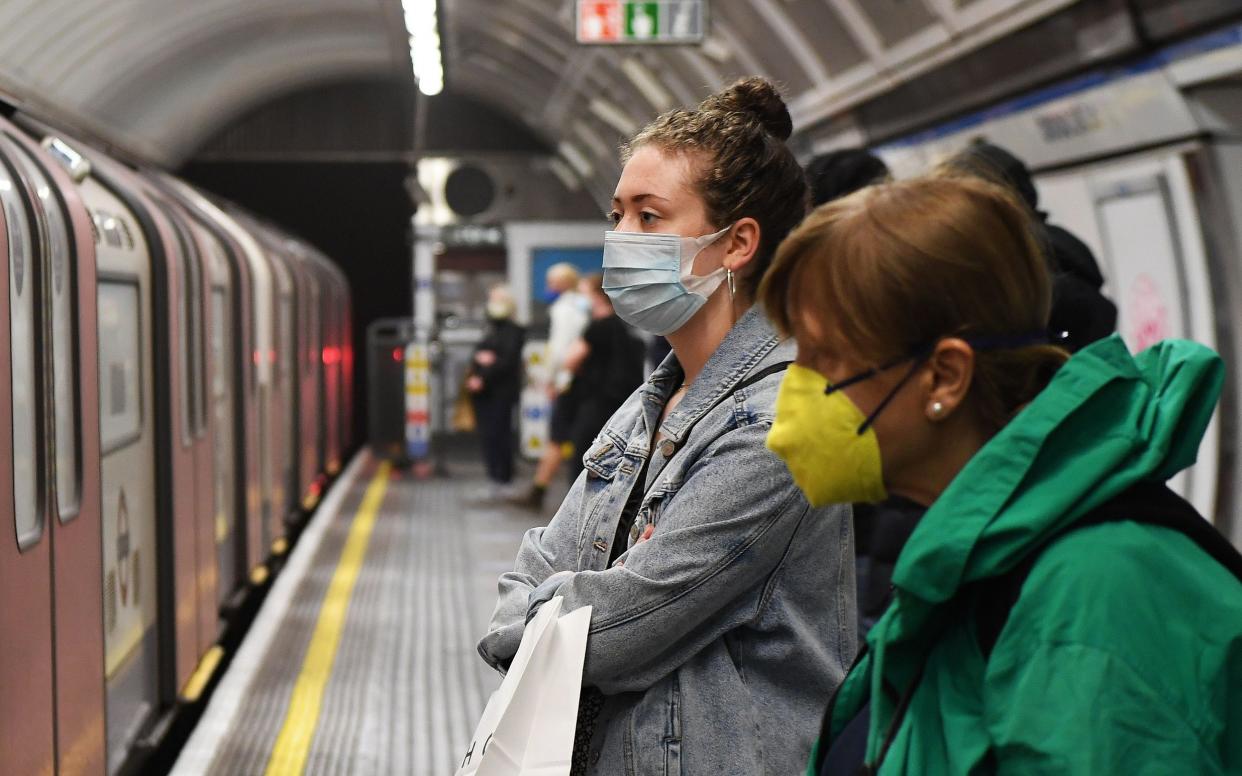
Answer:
577, 1, 706, 44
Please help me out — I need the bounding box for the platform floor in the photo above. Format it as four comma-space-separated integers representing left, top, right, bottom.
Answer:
172, 449, 565, 776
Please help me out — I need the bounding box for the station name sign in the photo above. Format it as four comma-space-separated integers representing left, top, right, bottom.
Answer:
577, 1, 706, 45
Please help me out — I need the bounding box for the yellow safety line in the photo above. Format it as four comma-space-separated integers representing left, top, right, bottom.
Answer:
181, 645, 225, 703
250, 565, 270, 586
263, 461, 392, 776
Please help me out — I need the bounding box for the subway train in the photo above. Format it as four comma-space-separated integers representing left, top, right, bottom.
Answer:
0, 111, 354, 776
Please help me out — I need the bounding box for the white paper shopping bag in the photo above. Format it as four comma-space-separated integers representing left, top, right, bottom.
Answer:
457, 597, 592, 776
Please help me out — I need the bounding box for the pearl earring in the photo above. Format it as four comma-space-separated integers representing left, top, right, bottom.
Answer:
931, 401, 944, 418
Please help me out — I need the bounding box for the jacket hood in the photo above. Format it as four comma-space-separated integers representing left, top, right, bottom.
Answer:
890, 335, 1223, 605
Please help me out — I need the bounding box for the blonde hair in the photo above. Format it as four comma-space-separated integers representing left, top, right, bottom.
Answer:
546, 262, 580, 289
761, 173, 1068, 432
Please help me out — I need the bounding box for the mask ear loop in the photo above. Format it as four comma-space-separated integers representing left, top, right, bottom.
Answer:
854, 358, 927, 435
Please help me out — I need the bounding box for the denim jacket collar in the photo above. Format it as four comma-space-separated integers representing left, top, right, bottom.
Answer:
654, 305, 782, 444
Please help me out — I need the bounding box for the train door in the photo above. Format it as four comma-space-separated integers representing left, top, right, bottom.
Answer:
206, 235, 239, 604
1038, 146, 1221, 518
298, 256, 323, 509
76, 167, 162, 774
323, 274, 342, 474
2, 127, 108, 776
340, 270, 354, 453
158, 178, 264, 580
267, 248, 294, 541
169, 207, 218, 650
0, 130, 57, 776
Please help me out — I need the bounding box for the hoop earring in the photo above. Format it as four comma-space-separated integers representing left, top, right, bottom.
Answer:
727, 268, 736, 299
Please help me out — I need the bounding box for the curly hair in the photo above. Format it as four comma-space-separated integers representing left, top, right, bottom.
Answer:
623, 77, 809, 295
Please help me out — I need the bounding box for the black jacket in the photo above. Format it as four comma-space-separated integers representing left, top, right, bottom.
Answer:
470, 318, 525, 403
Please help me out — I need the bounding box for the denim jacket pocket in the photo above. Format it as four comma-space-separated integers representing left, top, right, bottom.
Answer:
663, 679, 683, 776
627, 675, 684, 776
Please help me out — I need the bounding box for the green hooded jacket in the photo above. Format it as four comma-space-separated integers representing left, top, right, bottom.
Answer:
811, 336, 1242, 774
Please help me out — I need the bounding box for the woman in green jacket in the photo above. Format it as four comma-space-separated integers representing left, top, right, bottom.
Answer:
759, 173, 1242, 774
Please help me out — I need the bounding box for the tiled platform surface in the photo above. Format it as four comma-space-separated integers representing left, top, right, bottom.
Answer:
171, 449, 565, 776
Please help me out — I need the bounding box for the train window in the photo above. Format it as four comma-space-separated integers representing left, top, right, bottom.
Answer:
191, 237, 206, 437
2, 158, 43, 549
160, 205, 203, 443
308, 284, 320, 377
8, 142, 79, 522
98, 281, 142, 453
41, 166, 79, 520
211, 287, 227, 401
280, 294, 293, 384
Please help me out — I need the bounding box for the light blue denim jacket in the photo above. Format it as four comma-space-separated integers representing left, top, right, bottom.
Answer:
478, 307, 856, 776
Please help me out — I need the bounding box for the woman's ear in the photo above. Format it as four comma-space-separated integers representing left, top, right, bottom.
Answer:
723, 217, 761, 273
925, 339, 974, 421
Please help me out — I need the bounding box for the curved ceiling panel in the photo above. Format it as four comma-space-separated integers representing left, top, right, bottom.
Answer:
0, 0, 1082, 193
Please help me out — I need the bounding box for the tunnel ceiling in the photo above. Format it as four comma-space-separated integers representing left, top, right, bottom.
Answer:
0, 0, 1079, 197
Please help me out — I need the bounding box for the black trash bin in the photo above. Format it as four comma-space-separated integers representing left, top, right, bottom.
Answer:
366, 318, 415, 461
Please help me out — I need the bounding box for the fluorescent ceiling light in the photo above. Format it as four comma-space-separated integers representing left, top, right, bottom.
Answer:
547, 158, 581, 192
572, 120, 613, 162
402, 0, 443, 96
588, 97, 638, 136
620, 57, 675, 112
557, 140, 594, 179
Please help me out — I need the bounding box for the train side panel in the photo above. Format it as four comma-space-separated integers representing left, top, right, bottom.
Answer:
0, 131, 57, 776
13, 127, 109, 776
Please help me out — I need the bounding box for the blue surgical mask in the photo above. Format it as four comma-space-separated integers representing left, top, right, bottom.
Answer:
601, 225, 731, 335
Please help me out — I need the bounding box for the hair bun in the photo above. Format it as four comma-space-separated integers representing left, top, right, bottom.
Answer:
711, 77, 793, 141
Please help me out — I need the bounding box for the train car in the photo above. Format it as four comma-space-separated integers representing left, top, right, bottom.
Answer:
0, 113, 354, 774
156, 175, 269, 585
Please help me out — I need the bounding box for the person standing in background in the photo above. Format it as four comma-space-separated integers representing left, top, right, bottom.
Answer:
943, 140, 1118, 352
560, 273, 645, 481
466, 285, 526, 497
804, 148, 891, 206
511, 263, 590, 509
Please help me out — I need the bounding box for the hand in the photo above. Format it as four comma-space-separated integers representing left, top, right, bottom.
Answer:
615, 524, 654, 568
475, 349, 497, 367
466, 375, 484, 393
546, 385, 559, 402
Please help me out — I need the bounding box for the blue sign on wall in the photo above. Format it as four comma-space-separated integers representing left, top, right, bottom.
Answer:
530, 247, 604, 323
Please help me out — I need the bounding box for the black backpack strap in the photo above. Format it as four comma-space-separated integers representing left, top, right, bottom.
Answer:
975, 481, 1242, 658
735, 360, 794, 394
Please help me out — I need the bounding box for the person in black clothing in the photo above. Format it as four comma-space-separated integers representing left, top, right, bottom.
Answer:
944, 140, 1118, 352
466, 284, 525, 493
805, 148, 890, 206
561, 273, 645, 482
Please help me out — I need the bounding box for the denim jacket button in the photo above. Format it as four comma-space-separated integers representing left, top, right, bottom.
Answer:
659, 439, 676, 457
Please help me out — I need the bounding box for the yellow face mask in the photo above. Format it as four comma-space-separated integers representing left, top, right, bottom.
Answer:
766, 363, 888, 507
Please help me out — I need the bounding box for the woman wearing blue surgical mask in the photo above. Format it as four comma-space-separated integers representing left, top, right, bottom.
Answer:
759, 174, 1242, 775
479, 78, 856, 776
